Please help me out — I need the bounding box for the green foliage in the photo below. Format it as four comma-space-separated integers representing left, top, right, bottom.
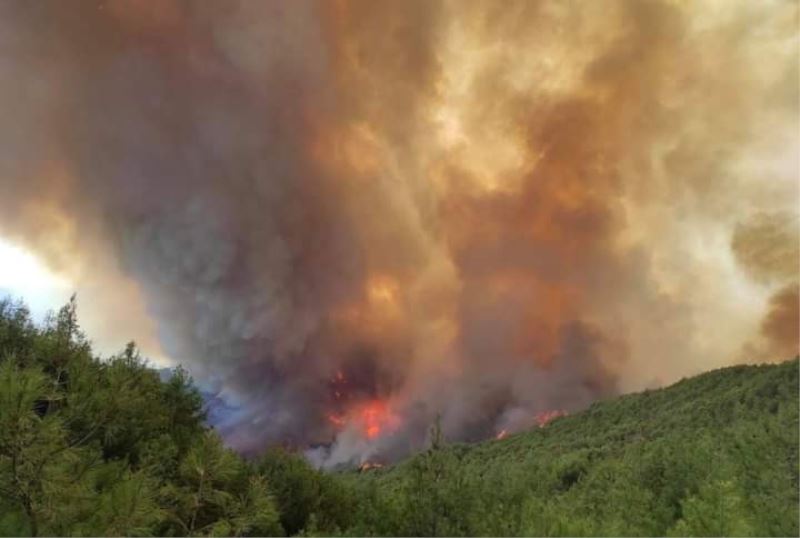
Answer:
340, 358, 799, 537
0, 298, 280, 537
0, 360, 72, 536
0, 296, 797, 536
256, 447, 355, 535
158, 432, 282, 537
80, 471, 163, 537
668, 479, 754, 537
397, 417, 476, 536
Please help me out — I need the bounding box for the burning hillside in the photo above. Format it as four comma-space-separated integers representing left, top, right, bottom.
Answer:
0, 0, 796, 466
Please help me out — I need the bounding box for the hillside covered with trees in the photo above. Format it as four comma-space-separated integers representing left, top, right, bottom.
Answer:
0, 297, 797, 536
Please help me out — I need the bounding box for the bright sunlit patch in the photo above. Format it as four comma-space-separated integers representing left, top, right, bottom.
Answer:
0, 238, 73, 318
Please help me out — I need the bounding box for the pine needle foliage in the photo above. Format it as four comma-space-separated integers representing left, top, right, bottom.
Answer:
0, 295, 797, 536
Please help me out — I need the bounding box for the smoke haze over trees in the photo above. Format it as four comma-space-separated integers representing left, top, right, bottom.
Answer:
0, 0, 796, 464
0, 297, 797, 536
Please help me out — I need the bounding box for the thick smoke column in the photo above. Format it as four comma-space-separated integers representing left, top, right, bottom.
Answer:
0, 1, 796, 464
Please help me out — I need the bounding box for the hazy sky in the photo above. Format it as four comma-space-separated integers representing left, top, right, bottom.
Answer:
0, 238, 72, 319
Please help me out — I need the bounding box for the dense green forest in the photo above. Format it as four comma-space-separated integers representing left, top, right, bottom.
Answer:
0, 297, 797, 536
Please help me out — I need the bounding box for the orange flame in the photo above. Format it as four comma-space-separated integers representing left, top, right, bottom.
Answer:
358, 461, 385, 471
359, 399, 399, 439
535, 409, 567, 427
326, 399, 401, 440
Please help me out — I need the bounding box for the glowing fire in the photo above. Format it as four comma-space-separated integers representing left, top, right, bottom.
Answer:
358, 461, 385, 472
359, 400, 394, 439
327, 413, 346, 427
535, 409, 567, 427
493, 410, 567, 440
326, 396, 401, 440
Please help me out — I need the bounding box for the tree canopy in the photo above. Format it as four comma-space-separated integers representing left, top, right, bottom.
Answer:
0, 296, 797, 536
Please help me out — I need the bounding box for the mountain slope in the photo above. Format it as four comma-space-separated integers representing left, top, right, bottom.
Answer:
1, 296, 796, 536
341, 359, 799, 536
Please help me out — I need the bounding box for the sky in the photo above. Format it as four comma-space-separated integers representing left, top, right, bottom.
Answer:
0, 0, 797, 465
0, 238, 73, 320
0, 236, 170, 364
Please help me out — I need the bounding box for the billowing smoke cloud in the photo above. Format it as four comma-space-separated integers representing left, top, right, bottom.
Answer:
0, 0, 796, 464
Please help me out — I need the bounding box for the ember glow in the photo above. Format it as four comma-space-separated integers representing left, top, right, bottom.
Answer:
360, 401, 401, 440
0, 0, 796, 466
535, 410, 567, 428
327, 399, 401, 440
358, 462, 385, 472
326, 369, 401, 442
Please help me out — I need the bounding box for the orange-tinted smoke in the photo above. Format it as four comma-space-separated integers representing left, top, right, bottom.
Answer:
0, 0, 796, 463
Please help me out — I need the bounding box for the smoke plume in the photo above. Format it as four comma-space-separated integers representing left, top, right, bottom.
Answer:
0, 0, 796, 464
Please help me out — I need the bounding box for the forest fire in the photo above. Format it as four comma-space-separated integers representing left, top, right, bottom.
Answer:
326, 369, 401, 441
535, 410, 568, 427
327, 399, 401, 441
360, 400, 401, 439
326, 413, 346, 428
494, 410, 567, 440
0, 0, 794, 468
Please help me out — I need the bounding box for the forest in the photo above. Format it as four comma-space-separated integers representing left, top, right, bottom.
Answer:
0, 296, 797, 537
